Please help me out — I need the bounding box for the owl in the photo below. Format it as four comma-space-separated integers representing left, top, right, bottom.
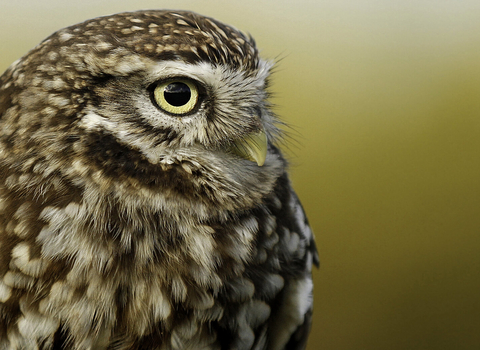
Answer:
0, 10, 318, 350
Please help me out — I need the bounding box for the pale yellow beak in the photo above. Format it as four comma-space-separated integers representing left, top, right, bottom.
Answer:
230, 129, 268, 166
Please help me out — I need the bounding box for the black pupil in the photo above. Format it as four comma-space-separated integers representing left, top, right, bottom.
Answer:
164, 82, 191, 106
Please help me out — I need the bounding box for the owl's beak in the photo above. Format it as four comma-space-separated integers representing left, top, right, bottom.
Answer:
230, 129, 267, 166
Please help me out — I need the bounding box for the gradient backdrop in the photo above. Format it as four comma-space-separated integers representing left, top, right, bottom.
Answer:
1, 1, 480, 349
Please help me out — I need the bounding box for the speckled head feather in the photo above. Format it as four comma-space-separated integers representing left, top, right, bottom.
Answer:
75, 10, 260, 69
0, 10, 317, 350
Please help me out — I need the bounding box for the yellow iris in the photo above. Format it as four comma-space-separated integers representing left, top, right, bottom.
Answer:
154, 80, 199, 115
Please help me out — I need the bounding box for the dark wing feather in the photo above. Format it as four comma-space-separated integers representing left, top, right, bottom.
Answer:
265, 172, 318, 350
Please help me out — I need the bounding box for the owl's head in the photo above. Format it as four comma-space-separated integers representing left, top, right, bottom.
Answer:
0, 10, 286, 216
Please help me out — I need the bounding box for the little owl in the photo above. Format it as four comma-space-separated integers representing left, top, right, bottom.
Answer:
0, 10, 318, 350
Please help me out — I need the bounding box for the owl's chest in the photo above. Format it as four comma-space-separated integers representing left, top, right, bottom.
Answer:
32, 204, 279, 349
1, 179, 284, 349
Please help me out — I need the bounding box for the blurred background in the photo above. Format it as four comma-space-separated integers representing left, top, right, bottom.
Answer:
2, 0, 480, 349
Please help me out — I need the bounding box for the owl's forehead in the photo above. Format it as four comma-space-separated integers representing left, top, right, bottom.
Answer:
43, 10, 260, 73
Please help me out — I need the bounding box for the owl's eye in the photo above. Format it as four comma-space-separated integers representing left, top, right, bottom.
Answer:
153, 79, 199, 115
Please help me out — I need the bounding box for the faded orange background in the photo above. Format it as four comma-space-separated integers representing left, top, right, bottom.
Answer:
2, 1, 480, 349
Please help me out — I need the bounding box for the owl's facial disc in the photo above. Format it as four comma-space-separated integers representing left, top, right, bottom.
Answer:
138, 61, 273, 167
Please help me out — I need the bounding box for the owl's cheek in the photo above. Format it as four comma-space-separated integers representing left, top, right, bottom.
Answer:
69, 127, 283, 212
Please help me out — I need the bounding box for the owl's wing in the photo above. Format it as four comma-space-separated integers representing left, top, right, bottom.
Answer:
287, 199, 318, 350
267, 175, 319, 350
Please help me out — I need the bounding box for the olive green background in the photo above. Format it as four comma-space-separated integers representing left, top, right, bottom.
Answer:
1, 1, 479, 349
